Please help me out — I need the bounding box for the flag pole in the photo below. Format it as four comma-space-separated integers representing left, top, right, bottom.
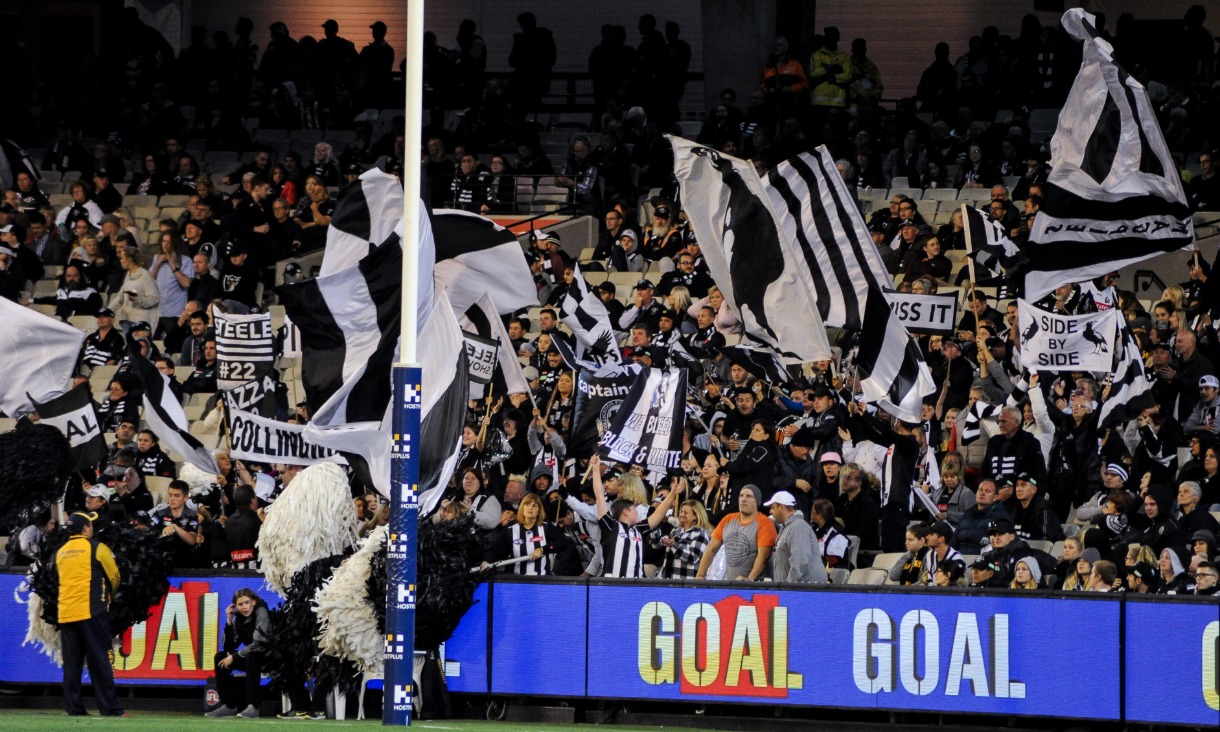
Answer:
386, 0, 425, 725
960, 204, 981, 343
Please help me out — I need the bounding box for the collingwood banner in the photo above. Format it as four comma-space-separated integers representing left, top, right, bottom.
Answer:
225, 403, 345, 466
599, 367, 686, 471
1017, 300, 1120, 372
463, 332, 498, 385
30, 383, 107, 472
215, 311, 274, 391
569, 365, 640, 459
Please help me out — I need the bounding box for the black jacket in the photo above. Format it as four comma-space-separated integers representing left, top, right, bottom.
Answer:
725, 439, 778, 495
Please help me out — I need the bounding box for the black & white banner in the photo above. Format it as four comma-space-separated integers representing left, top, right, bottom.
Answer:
598, 367, 686, 472
225, 405, 346, 466
215, 311, 274, 391
884, 292, 958, 334
1017, 300, 1120, 372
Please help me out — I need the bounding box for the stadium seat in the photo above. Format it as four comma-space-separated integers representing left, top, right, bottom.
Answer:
870, 552, 905, 572
40, 170, 62, 183
158, 194, 192, 208
1050, 541, 1065, 560
848, 568, 887, 585
125, 194, 158, 208
828, 567, 850, 584
1027, 539, 1053, 553
145, 476, 172, 506
922, 188, 958, 202
846, 535, 860, 569
0, 418, 16, 433
888, 187, 922, 201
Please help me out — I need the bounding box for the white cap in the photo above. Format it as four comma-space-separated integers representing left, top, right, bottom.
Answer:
764, 490, 797, 507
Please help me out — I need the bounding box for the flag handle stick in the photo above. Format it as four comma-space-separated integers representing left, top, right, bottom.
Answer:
478, 382, 497, 447
961, 202, 980, 322
544, 371, 568, 422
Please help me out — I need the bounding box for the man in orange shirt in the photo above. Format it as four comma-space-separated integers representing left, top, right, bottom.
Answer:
695, 484, 777, 580
55, 510, 125, 717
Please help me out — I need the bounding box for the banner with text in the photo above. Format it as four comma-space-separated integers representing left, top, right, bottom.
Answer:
1017, 301, 1119, 372
215, 312, 275, 391
462, 332, 498, 386
225, 406, 346, 466
884, 292, 958, 334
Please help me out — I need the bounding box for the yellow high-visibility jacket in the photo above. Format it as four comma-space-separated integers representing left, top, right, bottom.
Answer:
55, 535, 120, 624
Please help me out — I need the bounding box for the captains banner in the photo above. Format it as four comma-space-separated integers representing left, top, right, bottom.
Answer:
1017, 300, 1120, 372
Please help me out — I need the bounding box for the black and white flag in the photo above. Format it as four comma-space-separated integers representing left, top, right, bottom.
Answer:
670, 137, 832, 363
598, 367, 686, 472
557, 263, 621, 370
280, 232, 401, 423
960, 401, 1003, 445
433, 209, 537, 317
1098, 323, 1155, 428
963, 205, 1025, 279
762, 146, 935, 422
0, 296, 84, 417
719, 344, 792, 387
319, 168, 405, 277
30, 383, 107, 472
569, 364, 641, 460
459, 292, 532, 399
1017, 300, 1120, 372
1024, 8, 1194, 301
318, 177, 437, 332
214, 311, 274, 391
125, 340, 219, 473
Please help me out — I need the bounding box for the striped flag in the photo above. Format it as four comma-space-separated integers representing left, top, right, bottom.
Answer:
963, 205, 1025, 279
557, 264, 621, 370
319, 168, 405, 277
762, 146, 935, 423
1098, 323, 1155, 428
124, 340, 218, 473
960, 401, 1003, 445
280, 233, 401, 423
432, 209, 537, 316
719, 344, 791, 387
670, 137, 833, 363
1024, 9, 1194, 301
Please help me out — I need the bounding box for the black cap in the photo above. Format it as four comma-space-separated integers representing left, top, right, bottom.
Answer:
345, 162, 364, 174
635, 279, 654, 290
1130, 561, 1155, 580
899, 219, 919, 228
228, 241, 248, 257
808, 384, 833, 399
1015, 471, 1038, 486
653, 205, 671, 218
66, 511, 98, 534
94, 167, 110, 179
129, 321, 151, 334
97, 307, 115, 318
971, 556, 999, 571
928, 520, 955, 540
789, 428, 818, 448
656, 307, 675, 321
987, 518, 1016, 535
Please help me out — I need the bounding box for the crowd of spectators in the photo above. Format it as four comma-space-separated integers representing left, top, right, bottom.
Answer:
1, 9, 1219, 600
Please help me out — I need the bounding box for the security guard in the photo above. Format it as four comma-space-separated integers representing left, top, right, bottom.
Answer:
56, 510, 125, 717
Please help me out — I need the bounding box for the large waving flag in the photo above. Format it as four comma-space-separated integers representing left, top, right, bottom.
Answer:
670, 137, 833, 363
0, 298, 84, 417
1024, 8, 1194, 300
125, 340, 219, 473
432, 209, 537, 316
557, 264, 621, 370
762, 146, 935, 422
